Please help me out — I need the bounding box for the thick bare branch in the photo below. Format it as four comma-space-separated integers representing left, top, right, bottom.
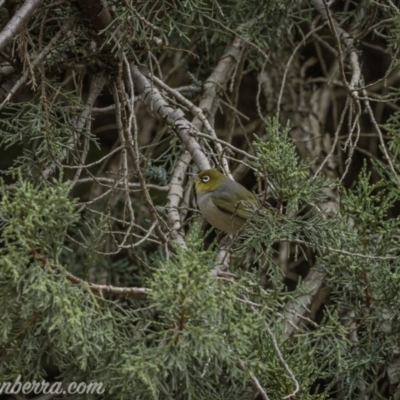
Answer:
0, 0, 44, 52
130, 64, 210, 171
283, 268, 326, 339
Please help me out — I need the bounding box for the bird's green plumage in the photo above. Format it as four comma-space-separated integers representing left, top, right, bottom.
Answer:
212, 190, 255, 220
194, 169, 257, 234
195, 169, 227, 193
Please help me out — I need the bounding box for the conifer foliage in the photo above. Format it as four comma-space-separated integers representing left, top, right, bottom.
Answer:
0, 1, 400, 399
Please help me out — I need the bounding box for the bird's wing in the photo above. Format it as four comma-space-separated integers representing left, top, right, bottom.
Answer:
211, 191, 255, 220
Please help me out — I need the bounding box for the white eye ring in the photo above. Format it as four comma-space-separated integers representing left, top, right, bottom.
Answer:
202, 175, 210, 183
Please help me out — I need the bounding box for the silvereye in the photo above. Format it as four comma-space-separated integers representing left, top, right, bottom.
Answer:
193, 169, 257, 234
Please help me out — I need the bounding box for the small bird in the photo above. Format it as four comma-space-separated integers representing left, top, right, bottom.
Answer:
193, 169, 257, 234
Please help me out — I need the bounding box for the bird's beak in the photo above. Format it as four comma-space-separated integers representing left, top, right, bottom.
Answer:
187, 172, 200, 181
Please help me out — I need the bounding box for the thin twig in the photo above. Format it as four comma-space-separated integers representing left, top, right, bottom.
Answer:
277, 21, 325, 115
0, 18, 77, 111
37, 254, 150, 298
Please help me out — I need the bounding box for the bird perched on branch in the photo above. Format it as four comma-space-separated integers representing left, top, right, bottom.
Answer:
193, 169, 257, 234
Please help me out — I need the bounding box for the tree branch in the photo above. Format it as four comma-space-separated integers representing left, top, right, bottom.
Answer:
0, 0, 44, 52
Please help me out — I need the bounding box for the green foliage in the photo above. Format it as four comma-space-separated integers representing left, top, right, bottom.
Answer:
232, 121, 400, 398
382, 107, 400, 176
310, 164, 400, 399
0, 178, 105, 380
252, 118, 334, 211
0, 201, 322, 398
0, 177, 78, 265
388, 14, 400, 61
236, 119, 351, 284
145, 164, 168, 185
139, 226, 322, 399
104, 0, 295, 73
0, 86, 90, 180
1, 0, 400, 398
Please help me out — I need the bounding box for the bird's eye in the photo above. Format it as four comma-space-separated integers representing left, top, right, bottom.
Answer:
202, 175, 210, 183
